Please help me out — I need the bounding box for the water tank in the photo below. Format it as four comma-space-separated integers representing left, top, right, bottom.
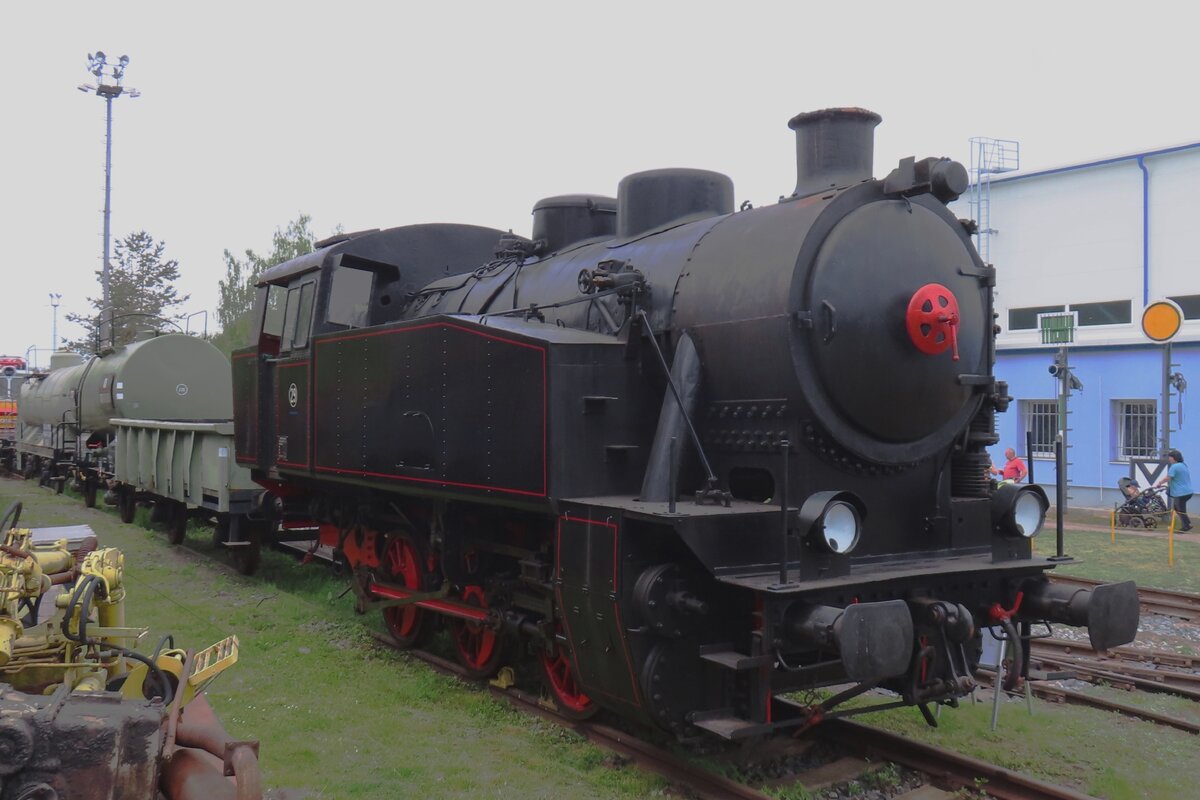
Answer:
19, 334, 232, 434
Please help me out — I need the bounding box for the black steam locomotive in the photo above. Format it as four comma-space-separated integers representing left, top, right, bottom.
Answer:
231, 108, 1139, 736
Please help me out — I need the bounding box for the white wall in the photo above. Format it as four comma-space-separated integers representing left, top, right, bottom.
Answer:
952, 144, 1200, 349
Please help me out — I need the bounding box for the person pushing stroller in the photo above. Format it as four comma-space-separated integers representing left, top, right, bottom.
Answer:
1154, 449, 1194, 532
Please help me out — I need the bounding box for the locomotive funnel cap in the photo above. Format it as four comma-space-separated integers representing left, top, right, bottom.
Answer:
788, 107, 881, 198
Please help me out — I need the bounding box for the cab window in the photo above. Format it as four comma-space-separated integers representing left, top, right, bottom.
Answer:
261, 285, 288, 338
280, 281, 317, 352
292, 282, 316, 349
326, 266, 373, 328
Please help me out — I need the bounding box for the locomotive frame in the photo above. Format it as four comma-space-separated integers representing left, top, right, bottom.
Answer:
231, 108, 1140, 737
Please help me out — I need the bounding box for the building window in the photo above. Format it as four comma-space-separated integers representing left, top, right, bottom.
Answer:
1167, 294, 1200, 320
1009, 305, 1065, 331
1115, 400, 1158, 460
1022, 400, 1058, 458
1070, 300, 1131, 326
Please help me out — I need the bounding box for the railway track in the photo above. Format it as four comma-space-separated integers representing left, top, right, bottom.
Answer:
1031, 638, 1200, 700
1048, 574, 1200, 621
371, 632, 1097, 800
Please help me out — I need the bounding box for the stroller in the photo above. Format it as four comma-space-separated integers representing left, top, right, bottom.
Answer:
1115, 477, 1170, 528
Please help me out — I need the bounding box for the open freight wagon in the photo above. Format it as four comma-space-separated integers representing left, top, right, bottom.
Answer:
111, 417, 284, 573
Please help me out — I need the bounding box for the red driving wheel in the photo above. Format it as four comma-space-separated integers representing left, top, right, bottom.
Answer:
381, 535, 431, 648
540, 627, 596, 719
450, 585, 504, 679
906, 283, 960, 361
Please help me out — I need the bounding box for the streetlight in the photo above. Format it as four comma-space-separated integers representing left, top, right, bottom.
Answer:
49, 293, 62, 351
78, 51, 139, 345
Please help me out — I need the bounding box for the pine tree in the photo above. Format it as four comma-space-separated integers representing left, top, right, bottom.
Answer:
65, 231, 189, 351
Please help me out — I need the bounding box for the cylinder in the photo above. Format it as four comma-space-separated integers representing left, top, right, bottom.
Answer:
617, 168, 734, 239
531, 194, 617, 254
787, 107, 882, 198
19, 333, 232, 434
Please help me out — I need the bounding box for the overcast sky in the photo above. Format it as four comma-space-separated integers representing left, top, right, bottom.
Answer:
2, 1, 1194, 359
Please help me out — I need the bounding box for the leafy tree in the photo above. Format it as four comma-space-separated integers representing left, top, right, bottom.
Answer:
65, 231, 189, 351
212, 215, 317, 355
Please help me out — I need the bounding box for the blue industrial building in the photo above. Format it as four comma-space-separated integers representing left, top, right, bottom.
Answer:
960, 141, 1200, 508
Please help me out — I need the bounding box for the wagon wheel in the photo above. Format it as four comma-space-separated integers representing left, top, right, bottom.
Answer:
230, 519, 263, 576
118, 488, 137, 524
82, 480, 97, 509
540, 623, 597, 720
149, 502, 171, 525
1129, 516, 1144, 529
379, 534, 432, 648
1144, 515, 1158, 529
449, 585, 506, 680
167, 501, 189, 545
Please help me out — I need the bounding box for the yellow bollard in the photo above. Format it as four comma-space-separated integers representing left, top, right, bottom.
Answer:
1110, 508, 1116, 543
1169, 511, 1176, 567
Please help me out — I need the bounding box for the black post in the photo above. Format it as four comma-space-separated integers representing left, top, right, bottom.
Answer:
779, 439, 791, 586
668, 437, 678, 515
1054, 436, 1066, 559
1025, 429, 1035, 484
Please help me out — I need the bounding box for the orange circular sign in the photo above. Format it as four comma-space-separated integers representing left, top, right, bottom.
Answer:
1141, 300, 1184, 342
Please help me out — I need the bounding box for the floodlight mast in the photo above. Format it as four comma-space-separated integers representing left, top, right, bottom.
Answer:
78, 51, 139, 346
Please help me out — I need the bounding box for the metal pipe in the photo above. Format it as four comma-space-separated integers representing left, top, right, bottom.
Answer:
1162, 342, 1172, 455
778, 439, 790, 585
668, 437, 678, 514
1025, 428, 1035, 484
1055, 437, 1065, 558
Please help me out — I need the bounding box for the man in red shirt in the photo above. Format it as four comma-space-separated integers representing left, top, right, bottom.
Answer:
991, 448, 1028, 483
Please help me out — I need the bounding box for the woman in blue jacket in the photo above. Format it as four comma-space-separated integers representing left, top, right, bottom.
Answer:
1155, 450, 1194, 532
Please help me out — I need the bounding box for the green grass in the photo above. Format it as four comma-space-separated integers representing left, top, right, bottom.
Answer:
11, 483, 1200, 799
2, 480, 668, 799
857, 514, 1200, 800
1037, 516, 1200, 592
855, 694, 1198, 799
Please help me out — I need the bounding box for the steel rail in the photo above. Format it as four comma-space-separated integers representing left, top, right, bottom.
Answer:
370, 632, 1098, 800
821, 719, 1100, 800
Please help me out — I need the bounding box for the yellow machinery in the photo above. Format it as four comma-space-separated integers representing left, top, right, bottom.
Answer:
0, 501, 261, 800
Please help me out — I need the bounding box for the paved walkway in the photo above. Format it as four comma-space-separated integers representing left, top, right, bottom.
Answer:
1051, 516, 1200, 541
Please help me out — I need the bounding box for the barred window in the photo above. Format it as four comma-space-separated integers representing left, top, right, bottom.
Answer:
1115, 400, 1158, 460
1022, 400, 1058, 458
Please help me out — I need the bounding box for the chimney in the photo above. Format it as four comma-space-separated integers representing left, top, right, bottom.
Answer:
787, 107, 882, 198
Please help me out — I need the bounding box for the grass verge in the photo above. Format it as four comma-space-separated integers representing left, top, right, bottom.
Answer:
1, 479, 668, 800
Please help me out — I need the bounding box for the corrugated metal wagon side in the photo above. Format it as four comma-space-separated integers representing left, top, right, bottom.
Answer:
111, 418, 268, 573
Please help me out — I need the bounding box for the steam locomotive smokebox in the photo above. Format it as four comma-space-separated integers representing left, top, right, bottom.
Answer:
788, 107, 881, 198
532, 194, 617, 253
617, 168, 734, 239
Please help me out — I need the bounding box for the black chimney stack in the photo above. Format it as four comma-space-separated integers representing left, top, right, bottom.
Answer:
788, 107, 882, 198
